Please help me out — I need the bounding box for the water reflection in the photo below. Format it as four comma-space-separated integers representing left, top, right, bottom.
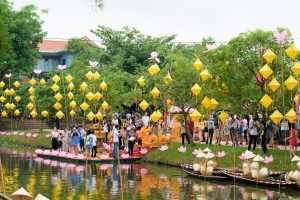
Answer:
1, 148, 300, 200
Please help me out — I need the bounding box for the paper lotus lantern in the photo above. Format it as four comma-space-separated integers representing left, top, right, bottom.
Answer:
9, 88, 15, 95
53, 102, 62, 110
201, 96, 211, 109
270, 110, 283, 125
29, 78, 36, 86
93, 71, 101, 80
52, 75, 60, 83
259, 64, 273, 79
285, 44, 299, 60
291, 62, 300, 75
200, 69, 211, 82
191, 83, 201, 96
29, 95, 35, 102
218, 111, 227, 123
65, 74, 73, 83
190, 110, 202, 121
0, 81, 5, 88
0, 96, 6, 103
30, 110, 38, 118
294, 95, 299, 104
68, 82, 75, 90
87, 111, 95, 121
14, 96, 21, 103
80, 102, 89, 111
2, 110, 7, 117
67, 92, 74, 100
268, 78, 280, 92
56, 111, 64, 119
39, 78, 46, 85
86, 92, 94, 101
54, 93, 63, 101
28, 87, 34, 95
100, 81, 107, 91
41, 110, 48, 117
150, 111, 161, 122
14, 81, 20, 88
69, 110, 76, 117
27, 102, 34, 110
95, 111, 103, 120
284, 75, 298, 90
286, 108, 296, 123
14, 109, 20, 116
51, 84, 59, 92
262, 49, 276, 63
150, 87, 160, 98
193, 58, 203, 71
94, 92, 102, 100
148, 64, 160, 75
139, 100, 149, 111
80, 82, 88, 91
137, 76, 145, 86
4, 89, 10, 96
260, 94, 273, 109
101, 101, 109, 110
85, 71, 94, 80
209, 98, 218, 110
69, 100, 76, 109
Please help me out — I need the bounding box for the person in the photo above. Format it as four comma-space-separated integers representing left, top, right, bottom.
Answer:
62, 128, 70, 152
187, 118, 194, 138
86, 130, 94, 156
260, 123, 267, 156
142, 112, 150, 127
180, 121, 189, 145
248, 116, 260, 151
51, 127, 59, 150
70, 131, 80, 154
280, 120, 289, 145
78, 125, 86, 152
206, 116, 214, 145
127, 127, 136, 156
103, 117, 109, 143
120, 126, 127, 150
88, 130, 97, 157
135, 114, 142, 130
151, 122, 158, 135
238, 117, 244, 146
224, 118, 230, 145
242, 116, 248, 145
112, 125, 120, 159
194, 127, 200, 143
200, 119, 206, 143
55, 117, 60, 129
230, 114, 240, 147
286, 123, 298, 157
266, 120, 275, 148
111, 114, 119, 126
57, 132, 63, 151
215, 119, 222, 145
126, 114, 132, 125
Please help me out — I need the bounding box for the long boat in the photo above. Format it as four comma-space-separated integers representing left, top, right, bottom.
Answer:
181, 164, 227, 180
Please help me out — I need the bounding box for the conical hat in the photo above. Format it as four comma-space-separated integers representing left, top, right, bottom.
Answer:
253, 155, 264, 162
196, 151, 206, 158
204, 152, 215, 159
34, 194, 49, 200
291, 155, 300, 162
203, 147, 211, 153
11, 187, 32, 200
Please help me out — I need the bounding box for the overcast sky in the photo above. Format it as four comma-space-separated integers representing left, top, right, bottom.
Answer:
13, 0, 300, 46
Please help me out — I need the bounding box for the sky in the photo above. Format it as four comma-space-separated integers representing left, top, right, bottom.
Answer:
13, 0, 300, 46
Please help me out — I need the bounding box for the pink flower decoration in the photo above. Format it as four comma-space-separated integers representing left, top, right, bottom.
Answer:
59, 162, 68, 168
4, 73, 12, 78
50, 161, 58, 167
12, 132, 18, 135
32, 134, 39, 138
266, 190, 274, 198
43, 150, 51, 155
35, 149, 43, 154
178, 146, 186, 153
148, 51, 160, 63
76, 154, 85, 160
34, 157, 43, 162
58, 151, 67, 157
33, 69, 42, 75
192, 149, 200, 156
19, 132, 25, 136
51, 151, 59, 156
67, 153, 76, 159
217, 151, 226, 158
239, 153, 247, 161
159, 145, 168, 152
263, 155, 274, 164
43, 159, 51, 165
139, 168, 149, 175
100, 154, 109, 159
89, 61, 99, 68
44, 134, 51, 138
124, 147, 129, 152
103, 143, 112, 151
57, 65, 67, 70
139, 148, 148, 155
121, 153, 130, 159
273, 30, 287, 45
206, 44, 218, 51
6, 132, 11, 136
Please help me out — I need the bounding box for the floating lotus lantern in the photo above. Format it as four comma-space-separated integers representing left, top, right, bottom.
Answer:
86, 92, 94, 101
284, 75, 298, 90
291, 62, 300, 75
67, 92, 74, 100
159, 145, 168, 151
139, 100, 149, 111
80, 102, 89, 111
65, 74, 73, 83
100, 81, 107, 91
269, 110, 283, 125
268, 78, 280, 92
39, 78, 46, 85
68, 82, 75, 90
14, 81, 20, 88
41, 110, 48, 118
52, 75, 60, 83
51, 84, 59, 92
54, 93, 63, 101
148, 64, 160, 75
150, 87, 160, 98
101, 101, 109, 110
285, 44, 299, 60
80, 82, 88, 91
286, 108, 296, 123
56, 111, 64, 119
260, 94, 273, 109
190, 110, 202, 121
201, 96, 211, 109
259, 64, 273, 79
200, 69, 211, 81
191, 83, 201, 96
69, 100, 76, 109
193, 58, 203, 71
137, 76, 145, 86
87, 111, 95, 121
85, 71, 94, 80
262, 49, 276, 63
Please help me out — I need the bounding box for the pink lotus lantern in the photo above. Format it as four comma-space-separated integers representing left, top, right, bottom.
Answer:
57, 65, 67, 70
67, 153, 76, 159
124, 147, 129, 152
100, 164, 113, 170
43, 150, 51, 155
6, 132, 11, 136
12, 132, 18, 135
26, 133, 32, 137
89, 61, 99, 68
44, 134, 51, 138
216, 151, 226, 158
58, 151, 67, 157
104, 143, 112, 151
43, 159, 51, 165
76, 154, 85, 160
263, 155, 274, 164
148, 51, 160, 63
35, 149, 43, 154
159, 174, 168, 181
266, 190, 274, 198
159, 145, 168, 152
33, 69, 42, 75
192, 149, 201, 156
100, 154, 109, 159
206, 44, 218, 51
121, 153, 130, 159
239, 153, 247, 161
32, 134, 39, 138
19, 132, 25, 136
139, 148, 148, 155
178, 146, 186, 153
273, 30, 287, 45
50, 151, 59, 156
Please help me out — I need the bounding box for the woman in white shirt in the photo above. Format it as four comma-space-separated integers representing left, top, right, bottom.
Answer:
51, 127, 59, 150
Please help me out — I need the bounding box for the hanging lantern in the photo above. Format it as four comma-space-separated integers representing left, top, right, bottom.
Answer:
9, 89, 15, 95
164, 73, 172, 84
0, 96, 6, 103
294, 95, 299, 104
85, 71, 94, 80
260, 94, 273, 109
209, 98, 218, 110
30, 110, 38, 118
139, 100, 149, 111
201, 96, 211, 109
284, 75, 298, 90
190, 110, 202, 121
4, 89, 10, 96
148, 64, 160, 75
259, 64, 273, 79
94, 92, 102, 100
54, 93, 63, 101
100, 81, 107, 91
14, 109, 20, 116
150, 87, 160, 98
29, 78, 36, 86
286, 108, 296, 123
68, 82, 75, 90
95, 111, 103, 120
67, 92, 74, 100
285, 44, 299, 60
9, 103, 15, 110
80, 82, 88, 91
53, 102, 62, 110
65, 74, 73, 83
69, 100, 76, 109
87, 111, 95, 121
69, 110, 76, 118
86, 92, 95, 101
269, 110, 283, 125
101, 101, 109, 110
268, 78, 280, 92
193, 58, 203, 71
56, 111, 64, 119
52, 75, 60, 83
166, 99, 172, 105
40, 78, 46, 85
262, 49, 276, 63
41, 110, 48, 118
291, 62, 300, 75
14, 81, 20, 88
27, 102, 34, 110
4, 103, 10, 110
51, 84, 60, 92
28, 87, 35, 95
14, 96, 21, 103
0, 81, 5, 88
29, 95, 36, 102
218, 111, 228, 123
93, 71, 101, 80
150, 111, 161, 122
191, 83, 201, 96
137, 76, 145, 86
80, 102, 89, 111
1, 110, 7, 117
200, 69, 211, 82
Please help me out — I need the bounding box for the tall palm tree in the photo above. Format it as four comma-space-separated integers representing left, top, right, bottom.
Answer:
95, 0, 104, 9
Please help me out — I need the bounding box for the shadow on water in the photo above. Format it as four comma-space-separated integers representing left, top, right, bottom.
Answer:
0, 147, 300, 200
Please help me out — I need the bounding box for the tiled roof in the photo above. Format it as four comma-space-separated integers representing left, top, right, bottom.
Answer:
38, 40, 68, 51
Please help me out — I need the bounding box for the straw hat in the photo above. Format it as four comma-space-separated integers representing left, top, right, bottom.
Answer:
253, 155, 264, 162
203, 147, 211, 153
291, 155, 300, 162
10, 187, 32, 200
204, 152, 215, 159
34, 194, 49, 200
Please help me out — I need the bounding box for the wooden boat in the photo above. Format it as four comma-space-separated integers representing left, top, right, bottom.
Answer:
181, 164, 227, 179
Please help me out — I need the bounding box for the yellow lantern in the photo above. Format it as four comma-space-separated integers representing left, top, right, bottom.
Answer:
51, 84, 60, 92
87, 111, 95, 121
137, 76, 145, 86
260, 94, 273, 109
9, 103, 15, 110
268, 78, 280, 92
284, 75, 298, 91
164, 73, 172, 84
4, 103, 10, 110
93, 71, 101, 80
269, 110, 283, 125
14, 81, 20, 88
166, 99, 172, 105
100, 81, 107, 91
0, 96, 6, 103
27, 102, 34, 110
0, 81, 5, 88
29, 95, 36, 102
193, 58, 203, 71
80, 82, 88, 91
69, 110, 76, 118
9, 88, 15, 96
191, 83, 201, 96
286, 108, 296, 123
201, 96, 211, 109
291, 62, 300, 75
41, 110, 48, 118
94, 92, 102, 100
148, 64, 160, 75
218, 111, 228, 123
139, 100, 149, 111
4, 89, 10, 96
285, 44, 299, 60
67, 92, 74, 100
65, 74, 73, 83
14, 96, 21, 103
95, 111, 103, 120
29, 78, 36, 86
101, 101, 109, 110
259, 64, 273, 79
294, 95, 299, 104
14, 109, 20, 116
262, 49, 276, 63
30, 110, 38, 118
150, 111, 161, 122
69, 100, 76, 109
40, 78, 46, 85
54, 93, 63, 101
86, 92, 95, 101
190, 110, 202, 121
56, 111, 64, 119
52, 75, 60, 83
80, 102, 89, 111
150, 87, 160, 98
200, 69, 211, 82
85, 71, 94, 80
209, 98, 218, 110
2, 110, 7, 117
28, 87, 35, 94
68, 82, 75, 90
53, 102, 62, 110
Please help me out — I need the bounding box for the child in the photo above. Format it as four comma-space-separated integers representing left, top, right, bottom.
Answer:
260, 124, 267, 156
286, 123, 298, 157
194, 127, 200, 143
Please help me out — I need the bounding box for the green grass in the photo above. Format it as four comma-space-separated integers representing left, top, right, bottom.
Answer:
143, 142, 298, 171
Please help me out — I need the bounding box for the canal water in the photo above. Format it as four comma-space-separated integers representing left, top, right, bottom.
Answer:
0, 148, 300, 200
